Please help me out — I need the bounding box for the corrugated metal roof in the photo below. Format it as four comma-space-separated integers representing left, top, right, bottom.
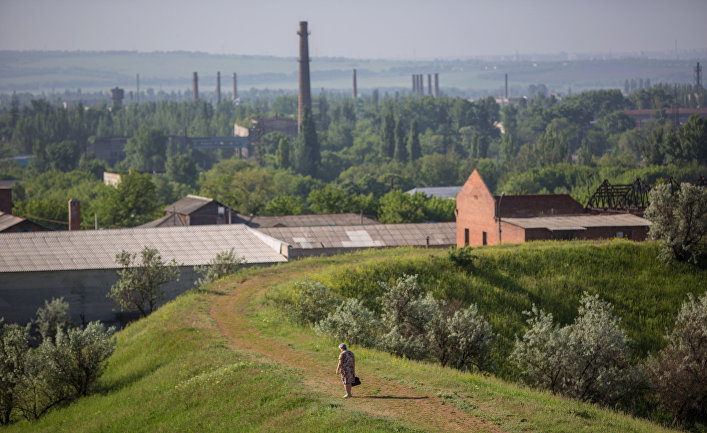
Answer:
259, 222, 456, 249
406, 187, 462, 199
0, 212, 26, 232
165, 194, 215, 215
503, 214, 651, 230
236, 213, 381, 228
495, 194, 585, 218
138, 213, 189, 228
0, 225, 287, 273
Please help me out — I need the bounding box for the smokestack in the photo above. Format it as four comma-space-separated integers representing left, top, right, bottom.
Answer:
434, 73, 439, 98
136, 73, 140, 104
427, 74, 432, 96
419, 74, 424, 95
0, 188, 11, 214
232, 72, 238, 101
352, 68, 357, 98
69, 199, 80, 231
412, 75, 416, 93
297, 21, 312, 131
193, 72, 199, 101
505, 73, 508, 102
216, 71, 221, 104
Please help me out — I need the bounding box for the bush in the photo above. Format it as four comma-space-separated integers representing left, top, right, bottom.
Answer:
646, 292, 707, 427
447, 246, 475, 268
512, 293, 642, 407
108, 247, 180, 317
194, 249, 245, 288
287, 280, 342, 325
0, 321, 30, 425
34, 297, 71, 343
44, 322, 116, 397
644, 182, 707, 264
379, 275, 436, 359
315, 299, 380, 347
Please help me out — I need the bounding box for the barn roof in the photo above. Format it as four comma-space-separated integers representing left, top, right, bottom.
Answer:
503, 213, 650, 231
258, 222, 456, 250
0, 225, 287, 273
406, 186, 462, 199
495, 194, 585, 218
235, 213, 380, 228
164, 194, 219, 215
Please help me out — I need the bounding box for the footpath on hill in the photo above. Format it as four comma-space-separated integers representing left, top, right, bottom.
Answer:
209, 265, 506, 433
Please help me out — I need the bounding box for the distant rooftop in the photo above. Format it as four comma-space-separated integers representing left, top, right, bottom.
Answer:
164, 194, 221, 215
235, 213, 380, 228
0, 225, 287, 273
503, 214, 650, 231
259, 222, 456, 250
495, 194, 585, 218
406, 187, 462, 199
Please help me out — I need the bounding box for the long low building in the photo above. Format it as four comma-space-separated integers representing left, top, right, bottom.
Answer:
258, 222, 456, 258
0, 225, 288, 324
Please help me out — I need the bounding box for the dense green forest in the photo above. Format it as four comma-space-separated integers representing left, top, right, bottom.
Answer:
0, 83, 705, 229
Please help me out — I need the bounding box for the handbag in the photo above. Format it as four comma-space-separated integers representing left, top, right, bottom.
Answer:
352, 376, 361, 386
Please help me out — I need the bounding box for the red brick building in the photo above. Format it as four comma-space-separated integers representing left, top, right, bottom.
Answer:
455, 170, 650, 247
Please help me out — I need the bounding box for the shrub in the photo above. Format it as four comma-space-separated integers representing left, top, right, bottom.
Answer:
646, 292, 707, 427
287, 280, 342, 325
0, 321, 30, 425
108, 247, 180, 317
644, 182, 707, 264
512, 293, 642, 407
34, 297, 71, 343
194, 249, 245, 288
44, 322, 116, 397
426, 300, 494, 371
447, 246, 475, 268
379, 275, 436, 359
315, 299, 380, 347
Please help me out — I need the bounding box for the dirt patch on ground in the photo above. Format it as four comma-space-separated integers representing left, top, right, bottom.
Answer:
209, 267, 505, 433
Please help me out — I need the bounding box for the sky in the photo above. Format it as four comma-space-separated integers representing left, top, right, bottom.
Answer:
1, 0, 706, 59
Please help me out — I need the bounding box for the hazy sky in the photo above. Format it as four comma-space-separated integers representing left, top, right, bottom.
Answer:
1, 0, 706, 59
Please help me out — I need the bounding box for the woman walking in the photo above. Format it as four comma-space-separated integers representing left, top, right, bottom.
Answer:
335, 343, 355, 398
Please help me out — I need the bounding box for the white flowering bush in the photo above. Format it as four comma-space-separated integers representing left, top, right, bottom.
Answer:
644, 182, 707, 264
34, 297, 71, 343
646, 292, 707, 427
379, 275, 436, 359
512, 293, 642, 406
426, 300, 494, 371
315, 298, 380, 347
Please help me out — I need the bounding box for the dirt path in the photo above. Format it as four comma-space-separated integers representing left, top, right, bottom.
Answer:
209, 267, 505, 433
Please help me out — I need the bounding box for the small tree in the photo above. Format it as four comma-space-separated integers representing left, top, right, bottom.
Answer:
512, 293, 641, 406
0, 321, 30, 425
108, 247, 180, 317
194, 249, 245, 288
44, 322, 116, 398
379, 275, 436, 360
646, 292, 707, 427
644, 182, 707, 264
446, 304, 494, 371
287, 280, 342, 325
316, 299, 379, 347
34, 297, 71, 343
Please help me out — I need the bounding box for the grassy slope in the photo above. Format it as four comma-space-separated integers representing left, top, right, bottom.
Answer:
5, 240, 698, 432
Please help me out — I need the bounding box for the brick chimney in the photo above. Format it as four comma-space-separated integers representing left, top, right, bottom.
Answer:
0, 188, 11, 214
69, 199, 80, 231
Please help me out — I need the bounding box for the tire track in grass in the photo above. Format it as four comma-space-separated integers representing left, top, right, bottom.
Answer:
209, 267, 505, 433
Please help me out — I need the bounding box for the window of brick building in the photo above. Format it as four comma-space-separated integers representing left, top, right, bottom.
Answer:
482, 231, 487, 245
464, 228, 469, 246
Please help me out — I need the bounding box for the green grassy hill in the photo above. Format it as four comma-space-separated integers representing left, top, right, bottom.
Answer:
6, 240, 701, 432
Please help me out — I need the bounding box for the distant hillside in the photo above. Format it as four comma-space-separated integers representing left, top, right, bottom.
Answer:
0, 50, 701, 96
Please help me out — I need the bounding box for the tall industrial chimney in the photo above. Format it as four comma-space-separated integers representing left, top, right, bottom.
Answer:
434, 73, 439, 98
69, 199, 80, 231
232, 72, 238, 101
505, 73, 508, 102
412, 75, 416, 93
352, 69, 357, 98
298, 21, 312, 131
427, 74, 432, 96
193, 72, 199, 101
216, 71, 221, 104
419, 74, 424, 95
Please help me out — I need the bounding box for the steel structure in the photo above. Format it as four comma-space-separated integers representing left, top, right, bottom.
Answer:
586, 179, 651, 212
